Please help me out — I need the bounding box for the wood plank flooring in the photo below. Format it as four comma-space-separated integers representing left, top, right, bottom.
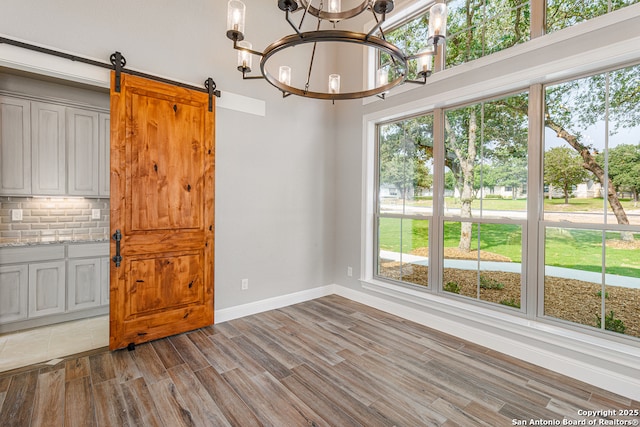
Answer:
0, 295, 638, 426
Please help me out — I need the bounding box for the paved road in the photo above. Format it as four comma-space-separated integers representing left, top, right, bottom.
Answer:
380, 205, 640, 225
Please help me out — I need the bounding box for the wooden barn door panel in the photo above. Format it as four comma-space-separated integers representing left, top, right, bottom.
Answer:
109, 72, 214, 350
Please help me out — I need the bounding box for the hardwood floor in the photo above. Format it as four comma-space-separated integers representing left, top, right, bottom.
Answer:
0, 295, 637, 426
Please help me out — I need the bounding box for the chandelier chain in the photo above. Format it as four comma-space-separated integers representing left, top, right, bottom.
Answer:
305, 0, 324, 94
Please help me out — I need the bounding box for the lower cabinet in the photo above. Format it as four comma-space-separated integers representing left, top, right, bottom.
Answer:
68, 258, 101, 311
101, 257, 110, 305
28, 261, 66, 318
0, 243, 109, 332
0, 265, 29, 323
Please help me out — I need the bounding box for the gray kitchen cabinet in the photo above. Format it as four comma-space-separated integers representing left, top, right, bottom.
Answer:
68, 258, 101, 311
101, 257, 110, 305
0, 265, 29, 323
99, 113, 110, 196
31, 101, 66, 195
28, 260, 66, 318
67, 107, 99, 196
0, 96, 31, 195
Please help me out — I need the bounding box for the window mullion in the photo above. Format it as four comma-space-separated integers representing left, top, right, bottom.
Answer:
431, 108, 446, 292
531, 0, 546, 38
528, 83, 544, 320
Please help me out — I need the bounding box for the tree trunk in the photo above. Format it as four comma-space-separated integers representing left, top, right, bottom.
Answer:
458, 113, 478, 252
563, 183, 569, 204
547, 120, 634, 241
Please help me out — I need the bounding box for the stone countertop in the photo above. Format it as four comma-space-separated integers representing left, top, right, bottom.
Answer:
0, 238, 109, 248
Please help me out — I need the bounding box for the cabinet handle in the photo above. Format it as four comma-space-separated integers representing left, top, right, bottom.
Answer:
112, 229, 122, 267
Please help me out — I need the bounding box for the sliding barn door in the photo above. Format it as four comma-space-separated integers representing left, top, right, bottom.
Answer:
109, 72, 214, 351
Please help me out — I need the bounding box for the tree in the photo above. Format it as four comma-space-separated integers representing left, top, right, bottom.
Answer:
444, 1, 530, 251
379, 117, 434, 200
544, 66, 639, 241
602, 144, 640, 207
544, 147, 590, 203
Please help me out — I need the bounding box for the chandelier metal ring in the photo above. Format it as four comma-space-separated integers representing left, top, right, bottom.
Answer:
259, 30, 408, 100
297, 0, 372, 21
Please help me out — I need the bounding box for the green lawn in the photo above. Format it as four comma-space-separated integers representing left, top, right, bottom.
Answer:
378, 218, 640, 278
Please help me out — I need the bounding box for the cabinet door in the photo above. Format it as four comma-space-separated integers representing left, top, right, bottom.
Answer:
0, 96, 31, 195
67, 108, 99, 196
28, 261, 66, 318
0, 265, 29, 322
32, 102, 66, 195
101, 257, 110, 305
99, 113, 110, 196
68, 258, 101, 311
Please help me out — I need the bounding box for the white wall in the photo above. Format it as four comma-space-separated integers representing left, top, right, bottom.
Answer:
0, 0, 336, 309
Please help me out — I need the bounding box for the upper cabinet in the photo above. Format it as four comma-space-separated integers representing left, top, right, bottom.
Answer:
31, 101, 66, 195
99, 114, 110, 196
0, 96, 31, 195
67, 107, 99, 196
0, 94, 109, 197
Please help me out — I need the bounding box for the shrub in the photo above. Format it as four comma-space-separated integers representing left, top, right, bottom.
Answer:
479, 274, 505, 290
484, 194, 503, 199
595, 290, 610, 299
499, 298, 521, 309
596, 311, 626, 334
444, 281, 460, 294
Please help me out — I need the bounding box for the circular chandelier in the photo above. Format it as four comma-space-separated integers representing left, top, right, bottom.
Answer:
225, 0, 448, 101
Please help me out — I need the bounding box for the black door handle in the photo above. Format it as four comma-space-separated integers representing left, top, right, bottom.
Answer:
112, 229, 122, 267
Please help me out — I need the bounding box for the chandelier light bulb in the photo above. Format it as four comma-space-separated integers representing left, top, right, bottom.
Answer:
328, 0, 341, 13
417, 46, 434, 75
328, 74, 341, 94
227, 0, 246, 35
279, 66, 292, 85
377, 68, 389, 87
237, 41, 253, 71
428, 3, 448, 43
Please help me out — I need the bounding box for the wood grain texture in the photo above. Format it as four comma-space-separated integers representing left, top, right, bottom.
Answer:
1, 295, 637, 426
109, 72, 215, 351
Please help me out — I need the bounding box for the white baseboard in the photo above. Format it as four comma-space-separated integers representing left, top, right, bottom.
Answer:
214, 285, 336, 323
213, 283, 640, 400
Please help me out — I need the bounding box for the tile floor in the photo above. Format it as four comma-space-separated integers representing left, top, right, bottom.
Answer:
0, 315, 108, 372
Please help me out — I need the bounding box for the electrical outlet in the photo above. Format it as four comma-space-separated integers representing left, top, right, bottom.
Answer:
91, 209, 101, 219
347, 266, 353, 277
11, 209, 23, 221
241, 279, 249, 290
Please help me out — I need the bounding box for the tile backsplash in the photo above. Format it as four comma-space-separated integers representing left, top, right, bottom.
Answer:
0, 197, 109, 245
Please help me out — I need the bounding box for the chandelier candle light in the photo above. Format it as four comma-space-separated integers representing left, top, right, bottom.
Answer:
226, 0, 447, 100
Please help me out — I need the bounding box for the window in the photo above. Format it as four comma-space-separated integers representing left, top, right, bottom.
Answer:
371, 63, 640, 340
543, 64, 640, 337
380, 12, 430, 81
443, 92, 528, 308
546, 0, 640, 34
376, 115, 434, 288
377, 1, 640, 82
445, 0, 530, 68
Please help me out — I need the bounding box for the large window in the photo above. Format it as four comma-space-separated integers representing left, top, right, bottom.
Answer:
542, 64, 640, 338
376, 116, 434, 288
373, 63, 640, 341
378, 1, 639, 79
442, 92, 528, 308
